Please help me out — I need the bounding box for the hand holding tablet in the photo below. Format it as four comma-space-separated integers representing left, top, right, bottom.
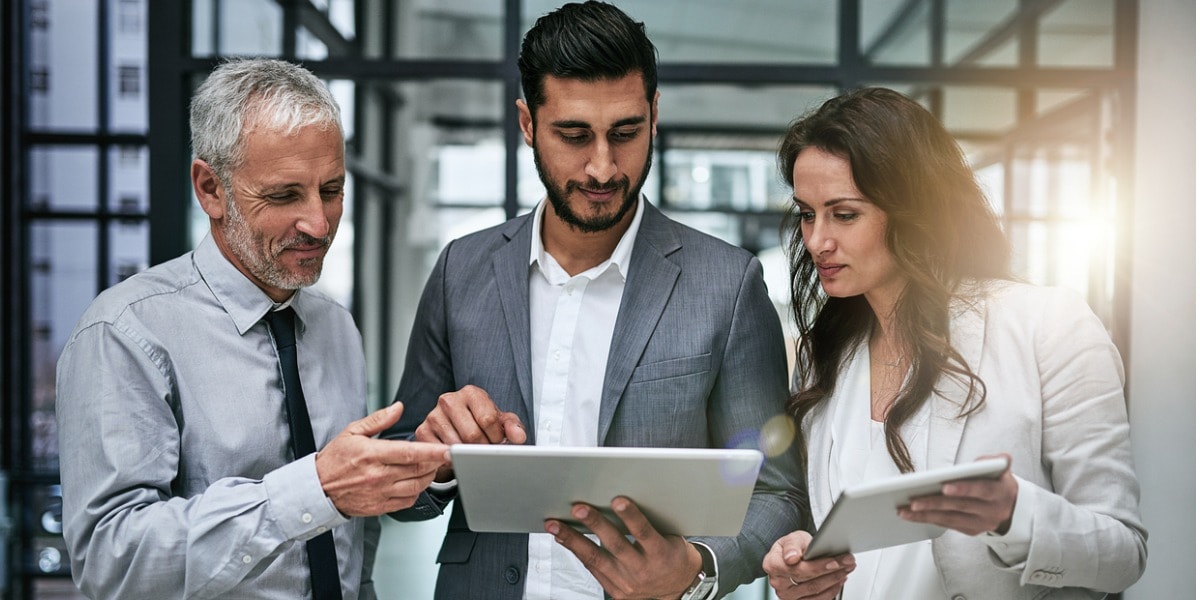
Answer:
805, 457, 1009, 559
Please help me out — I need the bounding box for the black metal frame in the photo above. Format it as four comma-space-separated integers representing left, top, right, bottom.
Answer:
1, 0, 1139, 597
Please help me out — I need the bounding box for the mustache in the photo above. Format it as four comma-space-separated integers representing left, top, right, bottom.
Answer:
566, 176, 628, 194
277, 233, 330, 251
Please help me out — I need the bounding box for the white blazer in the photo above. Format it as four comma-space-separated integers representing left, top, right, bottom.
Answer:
802, 280, 1147, 599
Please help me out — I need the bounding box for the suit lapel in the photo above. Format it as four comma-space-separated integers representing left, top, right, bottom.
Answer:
927, 290, 987, 469
493, 215, 536, 430
598, 202, 681, 443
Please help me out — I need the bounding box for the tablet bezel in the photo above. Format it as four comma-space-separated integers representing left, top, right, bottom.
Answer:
805, 457, 1009, 559
449, 444, 765, 537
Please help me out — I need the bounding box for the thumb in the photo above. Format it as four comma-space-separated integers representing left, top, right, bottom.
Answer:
345, 402, 405, 437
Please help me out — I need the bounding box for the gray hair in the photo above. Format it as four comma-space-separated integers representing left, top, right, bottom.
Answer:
189, 58, 343, 187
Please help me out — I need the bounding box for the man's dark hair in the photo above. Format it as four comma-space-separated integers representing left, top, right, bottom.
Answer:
518, 1, 658, 117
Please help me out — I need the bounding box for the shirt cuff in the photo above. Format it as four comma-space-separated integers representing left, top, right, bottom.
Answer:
979, 477, 1034, 567
263, 452, 350, 541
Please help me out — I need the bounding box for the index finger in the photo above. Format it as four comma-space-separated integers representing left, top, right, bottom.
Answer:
376, 440, 451, 465
456, 386, 510, 444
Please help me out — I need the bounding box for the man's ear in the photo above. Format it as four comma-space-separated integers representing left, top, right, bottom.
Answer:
191, 159, 225, 220
650, 90, 660, 138
516, 98, 535, 147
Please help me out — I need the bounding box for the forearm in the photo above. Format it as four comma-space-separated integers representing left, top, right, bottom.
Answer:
65, 456, 345, 599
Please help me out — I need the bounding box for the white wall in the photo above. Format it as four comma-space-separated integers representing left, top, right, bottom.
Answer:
1124, 0, 1197, 597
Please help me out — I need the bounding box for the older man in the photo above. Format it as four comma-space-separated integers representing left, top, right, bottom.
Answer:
56, 58, 447, 599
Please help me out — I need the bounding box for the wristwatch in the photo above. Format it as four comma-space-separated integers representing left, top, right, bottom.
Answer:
679, 543, 717, 600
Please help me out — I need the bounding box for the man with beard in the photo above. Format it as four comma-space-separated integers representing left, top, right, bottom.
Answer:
384, 3, 805, 599
56, 58, 448, 599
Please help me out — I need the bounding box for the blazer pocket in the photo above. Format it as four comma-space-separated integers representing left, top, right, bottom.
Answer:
436, 530, 478, 564
628, 353, 711, 384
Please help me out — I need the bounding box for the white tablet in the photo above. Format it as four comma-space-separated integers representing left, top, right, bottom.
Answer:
449, 444, 764, 537
805, 457, 1009, 559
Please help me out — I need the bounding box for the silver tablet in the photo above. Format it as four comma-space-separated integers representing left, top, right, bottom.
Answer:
449, 444, 764, 537
805, 457, 1009, 559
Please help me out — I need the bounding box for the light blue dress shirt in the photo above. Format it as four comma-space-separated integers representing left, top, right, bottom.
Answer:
55, 234, 374, 599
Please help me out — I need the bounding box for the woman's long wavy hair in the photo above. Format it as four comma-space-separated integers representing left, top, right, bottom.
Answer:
780, 88, 1012, 472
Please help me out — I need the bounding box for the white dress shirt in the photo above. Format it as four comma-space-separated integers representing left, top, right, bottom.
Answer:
828, 342, 1035, 599
524, 198, 644, 600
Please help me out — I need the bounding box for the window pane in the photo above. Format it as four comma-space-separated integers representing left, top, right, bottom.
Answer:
30, 147, 100, 211
363, 0, 502, 60
28, 0, 99, 131
862, 0, 931, 66
945, 0, 1020, 66
109, 145, 148, 213
192, 0, 282, 57
524, 0, 838, 64
109, 220, 149, 287
659, 84, 834, 129
30, 222, 99, 472
108, 0, 148, 131
1038, 0, 1115, 68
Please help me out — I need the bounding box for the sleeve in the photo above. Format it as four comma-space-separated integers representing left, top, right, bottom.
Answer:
382, 242, 460, 521
1014, 287, 1149, 592
691, 256, 809, 595
56, 321, 348, 599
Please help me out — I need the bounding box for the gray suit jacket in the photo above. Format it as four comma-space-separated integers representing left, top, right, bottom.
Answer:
386, 200, 806, 599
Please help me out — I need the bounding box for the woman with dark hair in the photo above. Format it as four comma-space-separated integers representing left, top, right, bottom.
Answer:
762, 88, 1146, 599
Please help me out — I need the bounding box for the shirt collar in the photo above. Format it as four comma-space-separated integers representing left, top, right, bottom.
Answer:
528, 196, 645, 281
194, 233, 304, 335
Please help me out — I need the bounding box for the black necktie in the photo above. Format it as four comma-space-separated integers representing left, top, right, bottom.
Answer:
263, 307, 341, 600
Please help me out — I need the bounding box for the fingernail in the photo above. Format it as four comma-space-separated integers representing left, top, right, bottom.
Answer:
826, 560, 839, 570
546, 522, 559, 536
573, 505, 588, 519
614, 499, 628, 512
783, 550, 799, 561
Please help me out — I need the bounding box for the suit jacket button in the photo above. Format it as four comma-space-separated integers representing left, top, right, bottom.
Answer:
504, 565, 521, 585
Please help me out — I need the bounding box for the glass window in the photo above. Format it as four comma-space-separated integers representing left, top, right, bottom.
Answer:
1038, 0, 1115, 68
30, 222, 99, 471
108, 145, 148, 213
363, 0, 503, 60
862, 0, 932, 66
117, 64, 140, 97
192, 0, 283, 57
945, 0, 1020, 66
524, 0, 837, 64
29, 0, 99, 131
109, 220, 150, 286
30, 147, 100, 211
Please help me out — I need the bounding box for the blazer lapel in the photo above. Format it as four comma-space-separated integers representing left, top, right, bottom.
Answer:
492, 215, 536, 430
927, 290, 987, 469
598, 202, 681, 443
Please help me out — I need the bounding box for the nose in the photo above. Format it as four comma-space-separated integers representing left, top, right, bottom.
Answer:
294, 192, 330, 239
584, 139, 618, 183
804, 219, 834, 257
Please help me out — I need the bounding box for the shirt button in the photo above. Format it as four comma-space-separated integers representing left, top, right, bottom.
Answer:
242, 555, 253, 564
301, 513, 313, 524
316, 526, 328, 534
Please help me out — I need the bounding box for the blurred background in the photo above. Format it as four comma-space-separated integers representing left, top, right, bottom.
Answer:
0, 0, 1192, 598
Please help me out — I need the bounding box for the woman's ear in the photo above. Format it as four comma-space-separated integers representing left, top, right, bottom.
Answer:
191, 159, 225, 220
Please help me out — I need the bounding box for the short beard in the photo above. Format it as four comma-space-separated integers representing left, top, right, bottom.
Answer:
533, 136, 653, 234
221, 187, 329, 291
